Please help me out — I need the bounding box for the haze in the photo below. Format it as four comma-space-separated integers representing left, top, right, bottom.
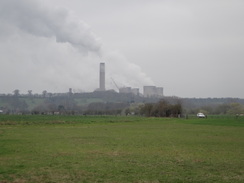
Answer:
0, 0, 243, 98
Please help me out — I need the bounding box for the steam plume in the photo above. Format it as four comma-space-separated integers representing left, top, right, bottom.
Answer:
0, 0, 101, 54
0, 0, 154, 93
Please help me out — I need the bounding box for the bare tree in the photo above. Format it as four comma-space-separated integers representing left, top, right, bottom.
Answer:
28, 90, 32, 96
42, 90, 47, 98
13, 89, 20, 96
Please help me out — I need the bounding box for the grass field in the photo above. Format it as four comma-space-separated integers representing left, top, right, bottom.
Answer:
0, 115, 243, 183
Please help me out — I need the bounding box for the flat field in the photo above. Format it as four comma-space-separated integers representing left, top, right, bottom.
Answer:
0, 115, 243, 183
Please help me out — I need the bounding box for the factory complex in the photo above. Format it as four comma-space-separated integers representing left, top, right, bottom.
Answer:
96, 63, 163, 98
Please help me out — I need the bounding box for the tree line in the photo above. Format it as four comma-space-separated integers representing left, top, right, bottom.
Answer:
139, 100, 182, 117
1, 91, 244, 116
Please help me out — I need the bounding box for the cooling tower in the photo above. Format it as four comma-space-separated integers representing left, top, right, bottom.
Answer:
143, 86, 164, 97
99, 63, 105, 91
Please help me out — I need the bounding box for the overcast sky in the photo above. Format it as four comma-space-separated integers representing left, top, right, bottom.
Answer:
0, 0, 244, 98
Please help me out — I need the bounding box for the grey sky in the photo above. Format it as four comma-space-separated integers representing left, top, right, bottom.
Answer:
0, 0, 244, 98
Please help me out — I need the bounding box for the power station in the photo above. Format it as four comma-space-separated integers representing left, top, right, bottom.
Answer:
97, 63, 164, 97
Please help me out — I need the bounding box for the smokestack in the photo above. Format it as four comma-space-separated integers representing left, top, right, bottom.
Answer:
99, 63, 105, 91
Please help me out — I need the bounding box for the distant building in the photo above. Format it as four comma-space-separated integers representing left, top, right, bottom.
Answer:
119, 87, 140, 95
119, 87, 132, 94
143, 86, 163, 97
131, 88, 139, 96
156, 87, 164, 96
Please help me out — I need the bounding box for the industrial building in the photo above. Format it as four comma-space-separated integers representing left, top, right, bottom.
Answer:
119, 87, 139, 95
96, 63, 163, 97
143, 86, 164, 98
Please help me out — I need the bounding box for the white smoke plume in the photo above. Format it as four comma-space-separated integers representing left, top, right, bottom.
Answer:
0, 0, 101, 54
0, 0, 154, 94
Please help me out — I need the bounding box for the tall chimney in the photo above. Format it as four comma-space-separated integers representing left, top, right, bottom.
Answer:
99, 63, 105, 91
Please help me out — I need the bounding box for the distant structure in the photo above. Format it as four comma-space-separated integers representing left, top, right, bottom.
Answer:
96, 63, 164, 96
99, 63, 106, 91
143, 86, 164, 98
111, 78, 139, 95
131, 88, 140, 95
119, 87, 139, 95
119, 87, 131, 94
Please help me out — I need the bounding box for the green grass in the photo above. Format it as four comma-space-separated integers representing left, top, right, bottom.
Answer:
0, 115, 243, 182
74, 98, 104, 106
24, 98, 44, 110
